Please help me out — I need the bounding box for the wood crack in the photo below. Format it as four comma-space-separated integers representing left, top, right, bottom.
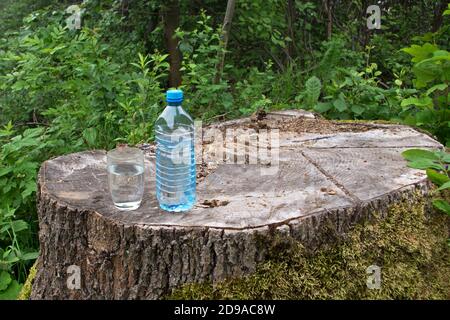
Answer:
300, 149, 361, 204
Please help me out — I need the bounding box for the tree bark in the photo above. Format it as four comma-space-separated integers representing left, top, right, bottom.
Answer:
285, 0, 297, 63
432, 0, 448, 32
214, 0, 236, 84
358, 0, 370, 49
163, 0, 182, 88
120, 0, 131, 17
324, 0, 333, 40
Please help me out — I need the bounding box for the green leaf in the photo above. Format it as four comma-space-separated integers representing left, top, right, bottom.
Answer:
0, 250, 19, 264
401, 96, 433, 107
304, 76, 322, 107
426, 83, 448, 96
437, 181, 450, 191
407, 160, 443, 171
20, 252, 39, 261
333, 98, 347, 112
0, 167, 12, 178
0, 280, 22, 300
402, 43, 439, 62
432, 199, 450, 215
179, 42, 193, 54
351, 105, 365, 115
0, 271, 12, 291
412, 63, 442, 88
314, 102, 332, 113
414, 110, 434, 125
82, 128, 98, 147
432, 50, 450, 58
426, 168, 449, 186
21, 182, 37, 199
402, 149, 439, 162
444, 4, 450, 15
10, 220, 28, 233
441, 153, 450, 163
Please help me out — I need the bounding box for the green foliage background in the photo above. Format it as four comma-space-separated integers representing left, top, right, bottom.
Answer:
0, 0, 449, 299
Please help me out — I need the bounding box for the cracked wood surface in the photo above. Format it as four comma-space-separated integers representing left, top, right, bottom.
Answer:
31, 110, 443, 299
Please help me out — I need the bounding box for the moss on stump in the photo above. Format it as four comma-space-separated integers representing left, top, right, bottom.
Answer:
17, 261, 37, 300
169, 194, 450, 300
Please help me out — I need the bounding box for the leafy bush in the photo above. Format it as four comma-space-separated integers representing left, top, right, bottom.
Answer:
0, 124, 43, 299
232, 0, 289, 67
176, 11, 234, 120
296, 63, 414, 121
234, 64, 275, 116
1, 9, 168, 149
402, 149, 450, 216
401, 42, 450, 146
0, 0, 57, 35
318, 64, 413, 120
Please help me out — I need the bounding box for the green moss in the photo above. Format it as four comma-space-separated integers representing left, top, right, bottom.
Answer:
17, 260, 37, 300
169, 195, 450, 299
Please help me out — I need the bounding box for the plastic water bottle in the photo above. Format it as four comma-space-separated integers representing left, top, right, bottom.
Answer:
155, 89, 196, 212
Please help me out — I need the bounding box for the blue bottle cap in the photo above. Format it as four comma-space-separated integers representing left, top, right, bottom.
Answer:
166, 89, 183, 104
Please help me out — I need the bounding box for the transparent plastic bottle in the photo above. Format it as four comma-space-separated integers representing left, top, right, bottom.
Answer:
155, 89, 196, 212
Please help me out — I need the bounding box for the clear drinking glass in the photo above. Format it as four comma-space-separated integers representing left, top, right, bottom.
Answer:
107, 146, 144, 211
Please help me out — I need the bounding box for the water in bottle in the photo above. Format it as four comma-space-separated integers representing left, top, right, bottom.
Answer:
155, 89, 196, 212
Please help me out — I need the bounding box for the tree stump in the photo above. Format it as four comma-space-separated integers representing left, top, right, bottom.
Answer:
31, 110, 443, 299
